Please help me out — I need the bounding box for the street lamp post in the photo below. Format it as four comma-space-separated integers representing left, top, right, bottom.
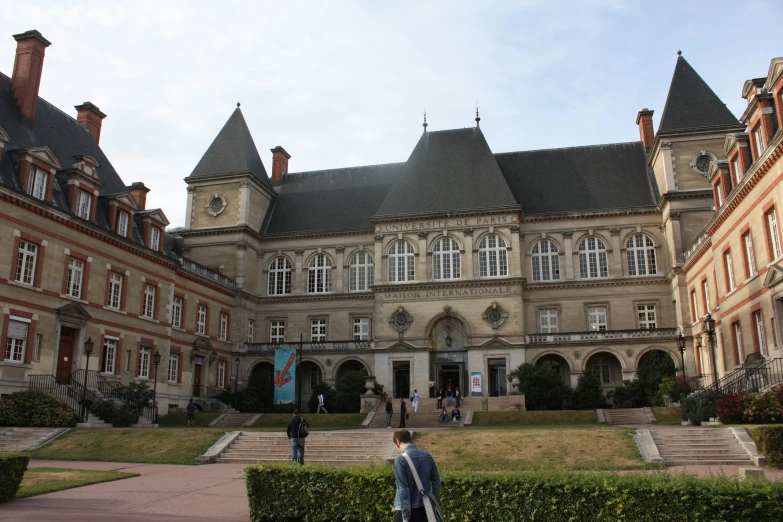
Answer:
152, 350, 161, 421
81, 337, 94, 420
676, 332, 688, 395
234, 357, 241, 410
703, 313, 719, 394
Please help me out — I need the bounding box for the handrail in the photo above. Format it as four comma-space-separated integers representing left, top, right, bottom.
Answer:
72, 369, 156, 422
28, 374, 90, 422
685, 357, 783, 406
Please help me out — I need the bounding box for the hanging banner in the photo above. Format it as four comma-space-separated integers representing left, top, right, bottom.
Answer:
273, 346, 297, 404
470, 372, 482, 397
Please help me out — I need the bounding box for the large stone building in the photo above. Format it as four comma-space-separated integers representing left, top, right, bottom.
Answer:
1, 28, 781, 413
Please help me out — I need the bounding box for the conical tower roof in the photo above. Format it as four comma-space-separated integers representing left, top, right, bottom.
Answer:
187, 107, 272, 190
658, 55, 742, 134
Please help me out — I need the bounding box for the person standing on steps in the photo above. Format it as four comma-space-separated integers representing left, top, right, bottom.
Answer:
316, 392, 328, 414
436, 388, 444, 410
286, 409, 309, 465
411, 389, 420, 413
186, 398, 196, 427
386, 397, 394, 428
446, 387, 453, 407
399, 399, 407, 428
455, 387, 461, 408
392, 429, 442, 522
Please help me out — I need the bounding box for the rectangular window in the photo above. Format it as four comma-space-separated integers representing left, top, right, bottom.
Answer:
725, 251, 735, 292
218, 360, 226, 388
754, 126, 766, 157
219, 312, 229, 341
702, 280, 711, 313
311, 319, 327, 342
172, 296, 183, 328
755, 310, 767, 356
716, 184, 724, 207
247, 319, 254, 343
168, 353, 179, 383
353, 318, 370, 340
637, 304, 657, 329
15, 240, 38, 285
149, 227, 160, 251
588, 307, 607, 332
138, 347, 151, 378
591, 359, 612, 384
142, 284, 156, 319
117, 210, 129, 237
744, 232, 757, 277
691, 289, 699, 322
767, 210, 782, 260
270, 320, 285, 343
102, 338, 117, 374
107, 272, 123, 309
76, 190, 91, 219
197, 305, 207, 335
27, 167, 47, 200
733, 157, 742, 184
734, 322, 745, 364
308, 369, 320, 392
4, 318, 29, 362
539, 309, 558, 333
65, 258, 85, 298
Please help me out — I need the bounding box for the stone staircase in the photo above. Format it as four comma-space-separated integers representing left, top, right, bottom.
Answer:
0, 427, 69, 452
367, 408, 468, 428
600, 407, 656, 425
209, 412, 259, 428
214, 431, 396, 465
651, 428, 755, 466
77, 412, 112, 428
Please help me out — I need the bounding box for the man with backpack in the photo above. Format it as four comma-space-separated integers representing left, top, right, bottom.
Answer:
286, 409, 309, 465
316, 393, 328, 414
393, 429, 442, 522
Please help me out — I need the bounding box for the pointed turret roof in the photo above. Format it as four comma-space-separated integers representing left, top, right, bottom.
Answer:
374, 127, 519, 219
658, 55, 742, 134
187, 107, 272, 190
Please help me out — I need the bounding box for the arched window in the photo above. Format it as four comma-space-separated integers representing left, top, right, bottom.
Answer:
432, 237, 461, 280
308, 254, 332, 294
478, 234, 508, 277
388, 241, 415, 282
268, 257, 292, 295
626, 234, 657, 276
531, 240, 560, 281
349, 251, 374, 291
578, 237, 608, 279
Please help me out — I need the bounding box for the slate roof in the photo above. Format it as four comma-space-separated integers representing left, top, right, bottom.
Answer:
658, 55, 742, 134
263, 163, 402, 235
495, 141, 657, 215
187, 107, 273, 191
374, 128, 519, 219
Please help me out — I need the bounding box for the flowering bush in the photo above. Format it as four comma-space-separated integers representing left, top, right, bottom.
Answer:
716, 392, 750, 424
743, 392, 783, 424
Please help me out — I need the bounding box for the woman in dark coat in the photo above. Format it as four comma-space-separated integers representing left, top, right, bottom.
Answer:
399, 399, 407, 428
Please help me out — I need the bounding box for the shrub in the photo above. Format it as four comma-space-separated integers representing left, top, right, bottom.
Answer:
751, 426, 783, 468
510, 363, 569, 410
637, 350, 676, 398
743, 392, 783, 424
0, 452, 29, 503
92, 401, 139, 427
0, 390, 78, 427
684, 395, 717, 426
608, 379, 648, 408
246, 464, 783, 522
570, 371, 608, 410
716, 392, 749, 424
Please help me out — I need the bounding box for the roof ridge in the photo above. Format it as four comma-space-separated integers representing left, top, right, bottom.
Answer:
495, 141, 642, 155
286, 161, 404, 177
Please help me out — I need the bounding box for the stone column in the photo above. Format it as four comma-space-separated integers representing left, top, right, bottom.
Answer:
238, 181, 250, 226
609, 228, 622, 276
509, 225, 521, 277
334, 246, 345, 293
294, 249, 304, 294
185, 187, 195, 229
417, 232, 428, 281
235, 242, 247, 289
562, 231, 574, 279
462, 228, 474, 279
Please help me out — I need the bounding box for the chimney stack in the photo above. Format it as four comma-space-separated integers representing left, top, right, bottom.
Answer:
636, 108, 655, 149
270, 146, 291, 183
75, 102, 107, 143
127, 182, 150, 210
11, 30, 51, 123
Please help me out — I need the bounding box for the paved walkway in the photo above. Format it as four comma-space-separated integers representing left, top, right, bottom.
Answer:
1, 460, 250, 521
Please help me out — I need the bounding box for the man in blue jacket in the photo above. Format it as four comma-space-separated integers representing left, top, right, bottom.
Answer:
392, 429, 441, 522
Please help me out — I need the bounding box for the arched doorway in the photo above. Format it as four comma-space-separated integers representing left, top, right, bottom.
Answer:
584, 351, 623, 389
429, 312, 467, 396
335, 359, 369, 382
249, 361, 275, 411
299, 361, 323, 410
535, 354, 571, 387
637, 349, 677, 395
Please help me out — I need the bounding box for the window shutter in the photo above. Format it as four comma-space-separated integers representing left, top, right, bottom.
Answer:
7, 320, 29, 340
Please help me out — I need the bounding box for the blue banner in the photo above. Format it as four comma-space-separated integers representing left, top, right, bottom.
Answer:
274, 346, 297, 404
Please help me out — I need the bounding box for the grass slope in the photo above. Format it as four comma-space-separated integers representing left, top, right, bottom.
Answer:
29, 428, 224, 465
652, 406, 683, 425
157, 411, 221, 427
17, 468, 138, 498
470, 410, 598, 427
250, 413, 366, 431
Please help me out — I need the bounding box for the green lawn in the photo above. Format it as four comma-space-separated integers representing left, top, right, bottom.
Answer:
29, 428, 224, 465
470, 410, 598, 428
17, 467, 138, 498
157, 411, 221, 427
249, 413, 366, 431
652, 406, 683, 425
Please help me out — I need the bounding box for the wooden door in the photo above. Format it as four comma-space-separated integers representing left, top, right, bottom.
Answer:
56, 328, 75, 384
193, 364, 202, 396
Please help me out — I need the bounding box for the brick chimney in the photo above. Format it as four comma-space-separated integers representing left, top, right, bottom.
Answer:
127, 182, 150, 210
75, 102, 107, 143
11, 30, 51, 122
270, 146, 291, 183
636, 108, 655, 149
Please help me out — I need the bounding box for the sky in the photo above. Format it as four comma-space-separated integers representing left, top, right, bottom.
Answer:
1, 1, 781, 228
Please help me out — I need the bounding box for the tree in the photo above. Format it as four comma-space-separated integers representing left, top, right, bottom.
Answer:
511, 363, 569, 410
608, 379, 648, 408
571, 371, 608, 410
637, 350, 676, 398
333, 370, 371, 413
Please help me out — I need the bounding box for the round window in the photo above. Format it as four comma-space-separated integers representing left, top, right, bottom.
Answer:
210, 198, 225, 213
488, 309, 503, 324
394, 313, 409, 328
695, 155, 711, 173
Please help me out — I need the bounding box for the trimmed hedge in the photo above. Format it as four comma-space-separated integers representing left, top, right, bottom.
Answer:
0, 390, 78, 427
246, 464, 783, 522
0, 452, 30, 503
751, 426, 783, 468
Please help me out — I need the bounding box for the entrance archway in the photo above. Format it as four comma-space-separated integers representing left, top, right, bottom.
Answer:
584, 351, 624, 389
429, 312, 467, 397
335, 359, 369, 382
636, 349, 677, 395
535, 354, 571, 387
299, 361, 323, 411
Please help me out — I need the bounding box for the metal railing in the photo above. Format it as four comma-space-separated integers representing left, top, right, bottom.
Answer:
525, 328, 679, 345
244, 340, 376, 352
176, 256, 235, 288
28, 374, 91, 422
194, 384, 224, 400
685, 358, 783, 411
71, 369, 157, 422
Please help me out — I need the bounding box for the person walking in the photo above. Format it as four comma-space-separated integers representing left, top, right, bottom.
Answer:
386, 397, 394, 428
411, 389, 420, 413
399, 399, 407, 428
316, 392, 328, 414
186, 398, 196, 427
436, 388, 443, 410
455, 387, 461, 408
446, 387, 453, 407
392, 429, 442, 522
286, 409, 309, 465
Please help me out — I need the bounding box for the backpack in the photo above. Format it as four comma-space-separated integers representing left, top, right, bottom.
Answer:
298, 418, 309, 438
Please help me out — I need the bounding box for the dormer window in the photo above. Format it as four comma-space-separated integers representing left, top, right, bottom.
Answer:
117, 210, 129, 237
27, 166, 46, 200
715, 183, 725, 207
76, 190, 92, 219
732, 157, 742, 184
148, 227, 160, 251
753, 126, 766, 157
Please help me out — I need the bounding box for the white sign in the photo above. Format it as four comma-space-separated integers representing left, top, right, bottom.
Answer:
471, 372, 482, 397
